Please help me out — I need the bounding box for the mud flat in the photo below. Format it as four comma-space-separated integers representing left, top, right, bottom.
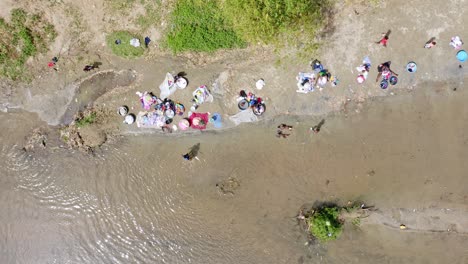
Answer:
60, 69, 137, 124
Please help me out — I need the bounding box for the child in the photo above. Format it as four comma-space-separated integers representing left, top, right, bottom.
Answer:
424, 37, 436, 49
376, 30, 391, 47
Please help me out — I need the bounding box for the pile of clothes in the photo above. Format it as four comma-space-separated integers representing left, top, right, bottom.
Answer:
135, 91, 185, 128
356, 56, 371, 84
296, 59, 338, 93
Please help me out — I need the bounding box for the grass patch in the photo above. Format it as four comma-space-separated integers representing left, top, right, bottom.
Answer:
75, 112, 97, 128
0, 8, 56, 80
163, 0, 330, 53
136, 1, 161, 31
307, 206, 343, 242
105, 0, 136, 13
222, 0, 330, 44
164, 0, 245, 53
106, 31, 145, 58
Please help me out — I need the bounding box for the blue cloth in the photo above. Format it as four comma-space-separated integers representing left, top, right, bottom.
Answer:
210, 113, 222, 128
144, 37, 151, 47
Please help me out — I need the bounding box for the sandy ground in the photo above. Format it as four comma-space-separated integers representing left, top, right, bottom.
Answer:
1, 0, 466, 129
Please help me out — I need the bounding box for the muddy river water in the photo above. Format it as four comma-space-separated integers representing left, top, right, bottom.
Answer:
1, 83, 468, 263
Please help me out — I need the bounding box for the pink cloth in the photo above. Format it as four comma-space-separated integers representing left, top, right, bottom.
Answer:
189, 112, 209, 130
140, 94, 156, 110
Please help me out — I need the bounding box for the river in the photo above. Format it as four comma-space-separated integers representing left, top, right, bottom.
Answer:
1, 82, 468, 263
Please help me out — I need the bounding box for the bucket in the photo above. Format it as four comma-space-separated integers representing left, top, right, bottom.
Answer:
124, 114, 135, 124
164, 109, 175, 119
406, 62, 417, 73
389, 76, 398, 85
380, 79, 389, 89
457, 50, 467, 62
118, 106, 128, 116
176, 77, 188, 89
238, 99, 249, 110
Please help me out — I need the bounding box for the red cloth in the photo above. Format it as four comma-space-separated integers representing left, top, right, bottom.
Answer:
379, 38, 388, 46
189, 112, 209, 130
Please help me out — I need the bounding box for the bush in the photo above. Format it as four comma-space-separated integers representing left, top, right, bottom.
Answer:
106, 31, 145, 58
75, 112, 97, 128
0, 9, 56, 80
164, 0, 245, 53
222, 0, 329, 44
308, 207, 343, 242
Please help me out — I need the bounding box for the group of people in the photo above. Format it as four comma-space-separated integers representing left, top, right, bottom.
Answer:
296, 60, 338, 93
276, 119, 325, 139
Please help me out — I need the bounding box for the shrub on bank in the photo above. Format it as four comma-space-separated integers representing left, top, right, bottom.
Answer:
308, 206, 343, 242
75, 111, 97, 128
106, 31, 145, 58
0, 9, 57, 80
164, 0, 245, 53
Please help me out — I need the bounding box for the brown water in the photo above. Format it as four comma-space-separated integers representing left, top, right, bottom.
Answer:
1, 84, 468, 264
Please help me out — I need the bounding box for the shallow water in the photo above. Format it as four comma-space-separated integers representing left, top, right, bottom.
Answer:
1, 84, 468, 264
60, 70, 137, 124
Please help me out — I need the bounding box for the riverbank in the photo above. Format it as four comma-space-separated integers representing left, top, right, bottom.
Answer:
1, 0, 467, 138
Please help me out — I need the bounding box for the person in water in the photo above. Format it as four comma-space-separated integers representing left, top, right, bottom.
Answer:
183, 143, 200, 160
276, 124, 293, 138
276, 130, 290, 138
278, 124, 293, 130
311, 119, 325, 133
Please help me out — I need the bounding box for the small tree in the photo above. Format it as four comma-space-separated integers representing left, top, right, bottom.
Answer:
308, 207, 343, 242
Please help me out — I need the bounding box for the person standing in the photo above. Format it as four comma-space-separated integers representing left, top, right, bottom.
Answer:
375, 61, 398, 82
376, 30, 391, 47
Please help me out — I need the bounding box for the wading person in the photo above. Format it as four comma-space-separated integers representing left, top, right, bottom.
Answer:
183, 143, 200, 161
311, 119, 325, 134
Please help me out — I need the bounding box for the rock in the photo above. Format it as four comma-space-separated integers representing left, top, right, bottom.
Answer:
23, 128, 48, 152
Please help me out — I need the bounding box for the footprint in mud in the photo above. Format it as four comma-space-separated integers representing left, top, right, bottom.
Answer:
216, 177, 240, 196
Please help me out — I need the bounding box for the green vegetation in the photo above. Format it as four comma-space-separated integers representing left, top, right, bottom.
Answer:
165, 0, 245, 53
75, 112, 97, 128
164, 0, 329, 53
223, 0, 328, 44
0, 9, 57, 80
307, 207, 343, 242
352, 217, 361, 227
106, 0, 136, 13
106, 31, 145, 58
